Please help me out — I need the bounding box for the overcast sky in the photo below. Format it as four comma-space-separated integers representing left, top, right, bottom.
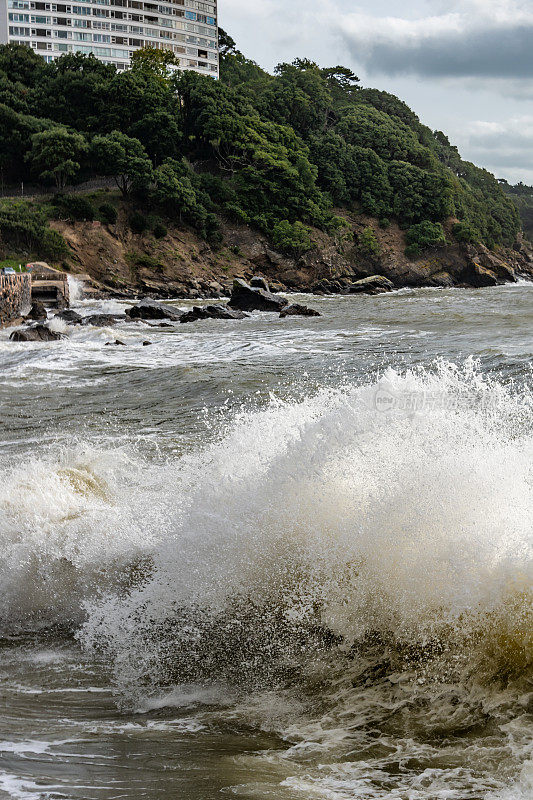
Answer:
221, 0, 533, 184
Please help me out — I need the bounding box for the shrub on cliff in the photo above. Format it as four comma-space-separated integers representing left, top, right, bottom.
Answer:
405, 221, 446, 257
358, 226, 381, 260
452, 221, 481, 244
99, 202, 118, 225
0, 202, 68, 260
129, 211, 148, 234
271, 220, 313, 256
152, 222, 167, 239
40, 227, 68, 260
52, 194, 95, 222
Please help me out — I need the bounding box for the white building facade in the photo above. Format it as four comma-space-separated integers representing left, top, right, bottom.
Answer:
0, 0, 218, 75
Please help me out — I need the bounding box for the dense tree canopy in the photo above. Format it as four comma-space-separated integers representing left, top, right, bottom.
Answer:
0, 40, 521, 252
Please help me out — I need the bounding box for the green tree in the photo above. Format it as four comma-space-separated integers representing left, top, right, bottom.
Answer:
261, 59, 333, 137
130, 111, 181, 165
33, 53, 112, 132
152, 157, 199, 218
152, 158, 220, 242
0, 104, 54, 181
25, 127, 88, 189
91, 131, 153, 195
358, 226, 381, 260
101, 69, 173, 132
130, 46, 179, 82
218, 28, 237, 58
0, 42, 45, 88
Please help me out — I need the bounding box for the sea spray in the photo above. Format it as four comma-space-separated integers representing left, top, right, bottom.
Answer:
0, 444, 165, 630
76, 362, 532, 698
0, 360, 531, 799
67, 274, 84, 304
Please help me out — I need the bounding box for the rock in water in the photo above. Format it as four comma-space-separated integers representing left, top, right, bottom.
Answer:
25, 301, 47, 322
466, 263, 499, 287
10, 325, 62, 342
348, 276, 395, 295
180, 304, 248, 324
82, 314, 127, 326
105, 339, 126, 346
228, 279, 288, 312
280, 303, 321, 318
55, 309, 83, 324
250, 276, 270, 291
125, 300, 184, 322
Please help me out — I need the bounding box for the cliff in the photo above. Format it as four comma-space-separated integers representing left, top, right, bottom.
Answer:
52, 209, 533, 299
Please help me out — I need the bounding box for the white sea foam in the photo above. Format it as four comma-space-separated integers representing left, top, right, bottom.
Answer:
47, 316, 69, 335
0, 443, 168, 629
1, 362, 531, 798
78, 362, 532, 686
67, 275, 84, 303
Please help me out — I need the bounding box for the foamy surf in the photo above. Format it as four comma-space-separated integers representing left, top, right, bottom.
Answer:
73, 362, 531, 686
1, 347, 531, 799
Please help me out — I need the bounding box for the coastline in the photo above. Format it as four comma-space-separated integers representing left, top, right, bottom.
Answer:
48, 210, 533, 302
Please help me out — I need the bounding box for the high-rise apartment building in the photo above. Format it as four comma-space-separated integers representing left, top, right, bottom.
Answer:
0, 0, 218, 76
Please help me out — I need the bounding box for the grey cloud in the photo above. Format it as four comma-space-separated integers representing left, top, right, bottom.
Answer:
470, 150, 533, 169
340, 24, 533, 79
471, 131, 533, 149
462, 119, 533, 173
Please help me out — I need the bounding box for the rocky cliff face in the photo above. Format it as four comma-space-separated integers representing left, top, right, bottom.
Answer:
51, 209, 533, 299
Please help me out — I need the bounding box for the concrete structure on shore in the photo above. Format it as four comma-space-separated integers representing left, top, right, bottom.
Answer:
0, 0, 218, 76
0, 265, 70, 327
0, 273, 31, 327
27, 263, 70, 308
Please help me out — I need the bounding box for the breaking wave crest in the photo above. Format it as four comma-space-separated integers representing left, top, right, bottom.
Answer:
1, 362, 531, 673
69, 361, 530, 694
2, 360, 532, 797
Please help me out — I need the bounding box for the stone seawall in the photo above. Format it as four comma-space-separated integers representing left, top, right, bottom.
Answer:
0, 274, 32, 327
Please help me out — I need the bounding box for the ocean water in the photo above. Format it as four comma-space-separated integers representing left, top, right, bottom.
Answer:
0, 282, 531, 799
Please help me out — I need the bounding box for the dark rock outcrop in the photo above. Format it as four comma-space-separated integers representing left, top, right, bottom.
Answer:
428, 271, 454, 288
348, 276, 395, 295
465, 263, 499, 288
25, 301, 47, 322
228, 279, 288, 312
250, 276, 270, 291
459, 250, 518, 288
180, 304, 248, 324
280, 303, 321, 318
10, 324, 63, 342
83, 314, 127, 326
105, 339, 126, 346
55, 309, 83, 324
125, 299, 184, 322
